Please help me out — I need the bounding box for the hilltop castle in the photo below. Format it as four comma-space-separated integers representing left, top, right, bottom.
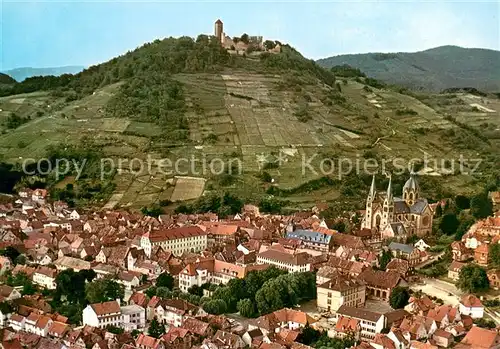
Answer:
213, 19, 281, 54
361, 174, 433, 238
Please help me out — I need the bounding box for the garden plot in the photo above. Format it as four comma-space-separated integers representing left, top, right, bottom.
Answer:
170, 176, 206, 202
9, 98, 26, 104
119, 178, 149, 206
125, 121, 162, 137
221, 74, 272, 104
101, 118, 130, 133
365, 93, 385, 109
103, 193, 124, 210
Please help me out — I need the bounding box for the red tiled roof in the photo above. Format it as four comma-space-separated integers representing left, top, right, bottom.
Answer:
258, 250, 310, 266
334, 316, 359, 333
433, 329, 452, 339
460, 294, 483, 308
90, 301, 120, 316
358, 268, 403, 289
135, 333, 162, 349
460, 326, 500, 348
146, 226, 206, 242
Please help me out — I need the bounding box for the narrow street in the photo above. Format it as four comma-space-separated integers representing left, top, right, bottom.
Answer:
414, 252, 445, 269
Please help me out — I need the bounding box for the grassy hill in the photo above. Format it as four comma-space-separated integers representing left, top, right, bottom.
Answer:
2, 66, 85, 82
316, 46, 500, 92
0, 38, 498, 212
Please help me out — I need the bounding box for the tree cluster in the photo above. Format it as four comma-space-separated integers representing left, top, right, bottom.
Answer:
297, 324, 355, 349
50, 268, 125, 324
457, 264, 489, 293
175, 192, 243, 217
5, 271, 36, 295
389, 287, 410, 309
330, 64, 366, 78
200, 267, 316, 317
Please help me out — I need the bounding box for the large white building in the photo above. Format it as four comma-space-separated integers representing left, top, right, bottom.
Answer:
459, 294, 484, 319
317, 276, 366, 313
332, 305, 385, 340
33, 266, 57, 290
256, 249, 311, 273
82, 300, 146, 330
150, 298, 203, 327
140, 226, 208, 257
121, 305, 146, 331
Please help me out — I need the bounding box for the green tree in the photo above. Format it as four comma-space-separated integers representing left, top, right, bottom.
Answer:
236, 298, 256, 318
54, 269, 86, 304
148, 317, 165, 338
188, 285, 204, 297
470, 193, 493, 219
144, 286, 156, 298
156, 272, 174, 289
14, 255, 26, 265
131, 329, 141, 338
389, 287, 410, 309
79, 269, 97, 282
156, 287, 172, 299
457, 264, 490, 293
0, 302, 13, 314
379, 250, 393, 270
22, 281, 37, 295
455, 195, 471, 210
455, 214, 476, 241
297, 322, 322, 345
0, 246, 20, 263
489, 244, 500, 268
240, 33, 249, 44
263, 40, 276, 50
259, 171, 272, 183
202, 299, 227, 315
106, 325, 124, 334
85, 279, 124, 303
212, 286, 237, 312
440, 213, 460, 235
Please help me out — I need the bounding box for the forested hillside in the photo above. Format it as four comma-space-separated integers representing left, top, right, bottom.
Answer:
317, 46, 500, 92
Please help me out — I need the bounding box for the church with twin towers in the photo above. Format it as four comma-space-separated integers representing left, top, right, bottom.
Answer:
361, 174, 434, 239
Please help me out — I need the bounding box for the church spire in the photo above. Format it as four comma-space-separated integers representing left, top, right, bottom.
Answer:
386, 175, 393, 201
369, 175, 376, 198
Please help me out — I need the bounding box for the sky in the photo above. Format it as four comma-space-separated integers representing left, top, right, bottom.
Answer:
1, 0, 499, 70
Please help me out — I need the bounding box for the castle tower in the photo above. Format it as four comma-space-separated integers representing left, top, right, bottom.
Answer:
403, 173, 420, 206
214, 19, 223, 42
381, 176, 394, 227
362, 175, 377, 230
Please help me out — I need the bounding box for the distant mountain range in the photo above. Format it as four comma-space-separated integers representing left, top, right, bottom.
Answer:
317, 45, 500, 92
2, 66, 85, 82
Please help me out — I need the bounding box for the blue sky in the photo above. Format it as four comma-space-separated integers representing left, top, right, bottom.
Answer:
1, 0, 499, 70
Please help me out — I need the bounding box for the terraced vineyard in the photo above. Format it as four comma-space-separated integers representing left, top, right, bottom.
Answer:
1, 42, 498, 210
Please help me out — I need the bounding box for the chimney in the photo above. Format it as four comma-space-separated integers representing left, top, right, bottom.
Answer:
116, 298, 121, 306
